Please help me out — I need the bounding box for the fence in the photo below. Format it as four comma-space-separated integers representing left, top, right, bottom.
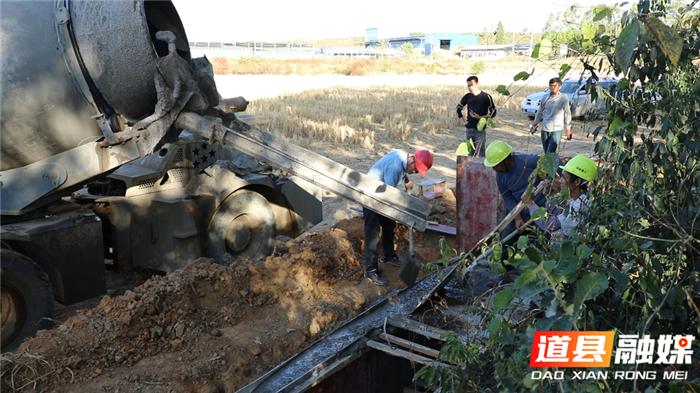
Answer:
189, 41, 401, 59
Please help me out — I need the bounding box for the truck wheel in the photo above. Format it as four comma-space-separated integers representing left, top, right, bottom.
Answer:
1, 249, 54, 352
207, 190, 276, 261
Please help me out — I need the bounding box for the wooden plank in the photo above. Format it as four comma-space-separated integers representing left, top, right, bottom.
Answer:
366, 340, 449, 368
378, 333, 441, 359
280, 353, 357, 393
426, 223, 456, 235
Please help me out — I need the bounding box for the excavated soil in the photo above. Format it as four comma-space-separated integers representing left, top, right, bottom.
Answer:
0, 193, 457, 393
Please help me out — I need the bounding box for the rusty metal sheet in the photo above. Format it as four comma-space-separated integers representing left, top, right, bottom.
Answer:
456, 156, 500, 253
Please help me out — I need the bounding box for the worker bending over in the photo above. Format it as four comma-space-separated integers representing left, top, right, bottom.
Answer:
363, 149, 434, 286
484, 141, 547, 284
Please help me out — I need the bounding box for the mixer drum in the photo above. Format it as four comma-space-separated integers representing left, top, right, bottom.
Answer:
0, 0, 190, 171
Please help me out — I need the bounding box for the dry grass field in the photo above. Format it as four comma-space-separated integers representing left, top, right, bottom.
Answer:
215, 70, 607, 253
211, 55, 610, 201
210, 55, 474, 76
208, 50, 589, 77
216, 73, 604, 197
251, 84, 545, 149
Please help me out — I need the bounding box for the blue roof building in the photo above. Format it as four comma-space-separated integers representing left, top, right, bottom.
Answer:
365, 29, 478, 55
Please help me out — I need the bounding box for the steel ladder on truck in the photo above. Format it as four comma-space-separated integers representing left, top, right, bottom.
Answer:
176, 112, 432, 232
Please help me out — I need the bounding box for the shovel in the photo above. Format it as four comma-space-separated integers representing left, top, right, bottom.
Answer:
398, 225, 421, 286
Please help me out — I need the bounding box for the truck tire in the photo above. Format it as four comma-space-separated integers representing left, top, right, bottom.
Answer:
207, 190, 276, 261
1, 249, 54, 352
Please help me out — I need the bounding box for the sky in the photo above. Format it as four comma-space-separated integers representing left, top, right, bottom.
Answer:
172, 0, 609, 43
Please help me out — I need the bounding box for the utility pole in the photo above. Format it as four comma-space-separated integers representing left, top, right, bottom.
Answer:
527, 30, 535, 69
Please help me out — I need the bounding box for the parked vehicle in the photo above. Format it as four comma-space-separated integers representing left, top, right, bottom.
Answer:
521, 78, 619, 119
521, 88, 550, 119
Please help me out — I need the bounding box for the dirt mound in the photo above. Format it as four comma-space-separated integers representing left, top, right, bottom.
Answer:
421, 188, 457, 226
1, 195, 457, 393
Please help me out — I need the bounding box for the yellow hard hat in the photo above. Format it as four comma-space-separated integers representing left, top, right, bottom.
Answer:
560, 155, 597, 182
484, 141, 512, 167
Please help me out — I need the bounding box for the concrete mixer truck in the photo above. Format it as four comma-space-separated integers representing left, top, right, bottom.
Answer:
0, 0, 432, 352
0, 0, 328, 352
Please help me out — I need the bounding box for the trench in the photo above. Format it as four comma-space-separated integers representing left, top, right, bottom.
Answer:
236, 256, 499, 393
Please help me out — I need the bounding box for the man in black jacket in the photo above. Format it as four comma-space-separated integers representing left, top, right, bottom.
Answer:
456, 76, 497, 157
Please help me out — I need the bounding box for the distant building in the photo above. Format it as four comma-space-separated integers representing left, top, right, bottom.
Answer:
319, 46, 400, 58
459, 44, 533, 59
189, 41, 316, 59
364, 28, 478, 55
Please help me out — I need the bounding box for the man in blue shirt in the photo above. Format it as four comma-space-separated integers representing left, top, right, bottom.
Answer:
364, 149, 433, 286
484, 141, 547, 283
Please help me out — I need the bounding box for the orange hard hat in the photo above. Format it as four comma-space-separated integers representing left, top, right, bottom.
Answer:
414, 149, 433, 176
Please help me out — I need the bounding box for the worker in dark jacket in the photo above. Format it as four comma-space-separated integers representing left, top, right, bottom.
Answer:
484, 141, 546, 284
363, 149, 433, 286
456, 76, 497, 157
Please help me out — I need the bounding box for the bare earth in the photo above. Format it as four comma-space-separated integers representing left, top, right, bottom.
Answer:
1, 74, 600, 392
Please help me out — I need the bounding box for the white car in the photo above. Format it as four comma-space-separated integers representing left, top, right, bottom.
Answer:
521, 89, 549, 119
521, 78, 619, 119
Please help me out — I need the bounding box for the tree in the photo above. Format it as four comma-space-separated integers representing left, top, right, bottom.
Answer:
542, 12, 556, 35
399, 42, 414, 59
495, 21, 506, 44
419, 1, 700, 391
479, 26, 489, 45
542, 4, 622, 56
583, 0, 700, 343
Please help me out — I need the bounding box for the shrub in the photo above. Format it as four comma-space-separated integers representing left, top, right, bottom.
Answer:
350, 60, 368, 76
469, 60, 486, 75
399, 42, 415, 59
209, 56, 230, 75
